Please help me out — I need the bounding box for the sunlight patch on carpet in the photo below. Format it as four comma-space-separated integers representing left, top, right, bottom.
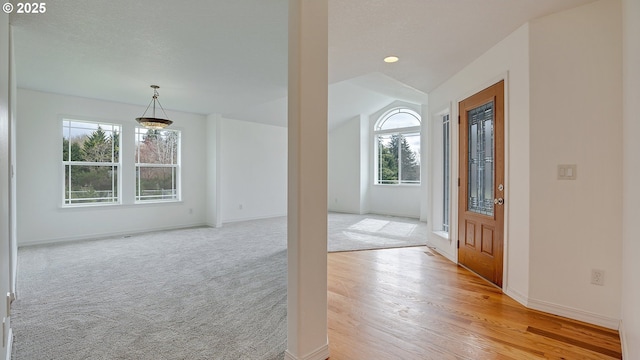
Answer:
348, 218, 417, 237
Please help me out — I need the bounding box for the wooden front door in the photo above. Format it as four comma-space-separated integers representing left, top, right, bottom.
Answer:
458, 81, 504, 287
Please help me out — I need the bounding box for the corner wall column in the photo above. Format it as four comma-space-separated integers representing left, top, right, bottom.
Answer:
621, 0, 640, 357
286, 0, 329, 359
205, 113, 222, 228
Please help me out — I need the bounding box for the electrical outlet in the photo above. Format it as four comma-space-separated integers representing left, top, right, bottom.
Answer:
591, 269, 605, 286
558, 164, 577, 180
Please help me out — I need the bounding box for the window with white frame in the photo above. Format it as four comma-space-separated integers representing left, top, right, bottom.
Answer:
135, 128, 180, 202
374, 108, 421, 185
62, 119, 121, 205
442, 113, 450, 232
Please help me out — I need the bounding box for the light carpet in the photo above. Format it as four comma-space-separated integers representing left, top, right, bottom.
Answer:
327, 212, 427, 252
11, 213, 426, 359
12, 218, 288, 360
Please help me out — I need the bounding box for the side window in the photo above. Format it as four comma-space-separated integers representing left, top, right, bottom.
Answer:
442, 113, 450, 232
135, 128, 180, 202
62, 119, 121, 205
374, 108, 421, 185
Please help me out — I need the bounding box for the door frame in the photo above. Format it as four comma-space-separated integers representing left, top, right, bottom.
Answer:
451, 73, 510, 290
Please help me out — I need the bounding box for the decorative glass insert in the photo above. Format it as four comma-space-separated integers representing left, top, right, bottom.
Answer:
442, 114, 450, 232
62, 120, 120, 205
467, 102, 494, 216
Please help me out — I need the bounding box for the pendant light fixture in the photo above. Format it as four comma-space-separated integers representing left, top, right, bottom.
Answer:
136, 85, 173, 129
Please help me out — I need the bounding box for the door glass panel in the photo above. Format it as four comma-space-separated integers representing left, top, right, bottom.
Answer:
467, 102, 494, 216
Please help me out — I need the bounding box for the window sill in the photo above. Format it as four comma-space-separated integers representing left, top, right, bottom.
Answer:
61, 202, 121, 209
372, 183, 421, 187
134, 199, 182, 205
60, 200, 183, 210
432, 230, 450, 240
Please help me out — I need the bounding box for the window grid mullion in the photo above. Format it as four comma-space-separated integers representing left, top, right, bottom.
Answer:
398, 134, 402, 183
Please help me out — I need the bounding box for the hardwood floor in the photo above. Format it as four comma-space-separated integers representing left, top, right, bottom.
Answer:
327, 246, 622, 360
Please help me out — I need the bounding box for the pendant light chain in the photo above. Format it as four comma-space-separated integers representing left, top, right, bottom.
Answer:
136, 85, 173, 129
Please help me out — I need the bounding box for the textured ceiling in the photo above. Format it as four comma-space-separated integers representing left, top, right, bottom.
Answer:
10, 0, 596, 127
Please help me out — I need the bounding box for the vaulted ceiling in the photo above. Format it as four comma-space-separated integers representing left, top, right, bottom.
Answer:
10, 0, 595, 128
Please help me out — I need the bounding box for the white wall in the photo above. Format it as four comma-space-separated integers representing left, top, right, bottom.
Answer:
8, 26, 17, 296
16, 89, 207, 245
420, 103, 430, 222
427, 23, 531, 300
205, 113, 222, 227
528, 0, 622, 328
328, 115, 365, 213
428, 0, 623, 329
368, 186, 420, 218
358, 114, 370, 213
0, 10, 12, 360
219, 117, 287, 222
621, 0, 639, 356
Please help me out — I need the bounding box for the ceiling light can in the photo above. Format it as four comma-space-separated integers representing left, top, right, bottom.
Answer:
384, 56, 399, 63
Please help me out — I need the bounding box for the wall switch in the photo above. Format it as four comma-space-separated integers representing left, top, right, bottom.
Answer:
591, 269, 605, 286
558, 164, 577, 180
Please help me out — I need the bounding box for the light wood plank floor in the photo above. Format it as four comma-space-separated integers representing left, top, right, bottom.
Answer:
327, 246, 622, 360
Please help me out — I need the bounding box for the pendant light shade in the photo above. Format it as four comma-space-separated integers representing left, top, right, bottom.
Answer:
136, 85, 173, 129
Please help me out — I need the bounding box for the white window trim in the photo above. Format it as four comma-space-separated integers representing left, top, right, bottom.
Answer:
134, 127, 181, 203
373, 108, 422, 186
442, 113, 451, 233
62, 118, 121, 207
428, 106, 452, 240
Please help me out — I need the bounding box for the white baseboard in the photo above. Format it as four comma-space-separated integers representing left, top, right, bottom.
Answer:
504, 287, 528, 307
18, 222, 209, 247
369, 211, 420, 219
424, 242, 456, 263
619, 319, 629, 359
5, 327, 12, 360
327, 210, 422, 221
527, 297, 619, 329
222, 213, 287, 224
421, 242, 619, 331
284, 344, 330, 360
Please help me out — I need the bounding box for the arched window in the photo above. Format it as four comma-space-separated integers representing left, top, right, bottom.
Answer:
374, 108, 421, 185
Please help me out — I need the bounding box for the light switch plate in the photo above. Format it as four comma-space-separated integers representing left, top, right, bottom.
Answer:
558, 164, 577, 180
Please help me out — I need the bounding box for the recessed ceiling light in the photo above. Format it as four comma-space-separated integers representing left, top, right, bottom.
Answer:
384, 56, 399, 63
